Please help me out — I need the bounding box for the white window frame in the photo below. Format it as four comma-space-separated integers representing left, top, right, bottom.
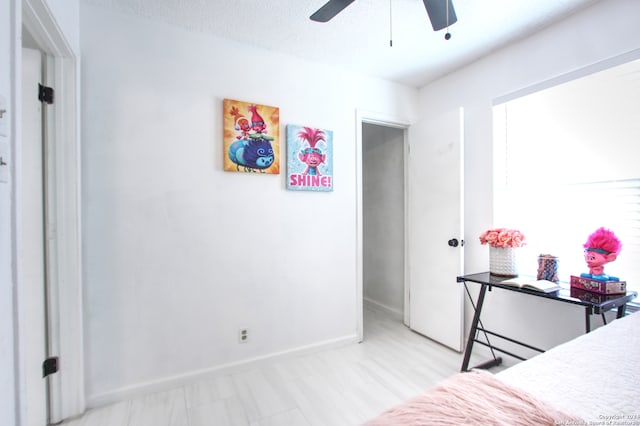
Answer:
492, 56, 640, 299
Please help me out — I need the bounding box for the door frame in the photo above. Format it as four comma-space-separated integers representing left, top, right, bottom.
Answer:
18, 0, 83, 422
20, 45, 48, 426
356, 109, 410, 341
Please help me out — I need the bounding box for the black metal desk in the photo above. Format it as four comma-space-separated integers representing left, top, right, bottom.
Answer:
457, 272, 637, 372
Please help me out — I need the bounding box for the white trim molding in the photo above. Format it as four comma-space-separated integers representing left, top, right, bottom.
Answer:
87, 334, 359, 409
21, 0, 84, 421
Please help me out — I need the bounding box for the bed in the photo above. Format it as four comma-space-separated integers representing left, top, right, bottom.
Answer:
365, 310, 640, 425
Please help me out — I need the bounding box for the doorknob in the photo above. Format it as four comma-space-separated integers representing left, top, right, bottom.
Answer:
448, 238, 459, 247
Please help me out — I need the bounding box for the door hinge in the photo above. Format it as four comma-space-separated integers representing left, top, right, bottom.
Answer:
38, 84, 54, 105
42, 356, 59, 378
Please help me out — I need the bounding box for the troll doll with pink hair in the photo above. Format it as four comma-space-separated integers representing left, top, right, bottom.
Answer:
581, 227, 622, 281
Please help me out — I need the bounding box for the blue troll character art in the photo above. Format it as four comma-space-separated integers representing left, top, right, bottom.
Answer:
228, 137, 274, 171
227, 104, 274, 172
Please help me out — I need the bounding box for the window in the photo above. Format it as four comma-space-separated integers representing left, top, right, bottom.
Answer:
493, 58, 640, 295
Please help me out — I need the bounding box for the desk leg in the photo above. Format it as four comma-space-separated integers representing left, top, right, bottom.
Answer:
461, 283, 487, 372
617, 305, 626, 319
585, 307, 592, 333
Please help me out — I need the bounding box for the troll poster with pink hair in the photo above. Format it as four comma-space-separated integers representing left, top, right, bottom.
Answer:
286, 125, 334, 192
223, 99, 280, 174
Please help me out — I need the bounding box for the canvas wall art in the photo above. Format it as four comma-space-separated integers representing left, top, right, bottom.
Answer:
223, 99, 280, 174
286, 125, 333, 192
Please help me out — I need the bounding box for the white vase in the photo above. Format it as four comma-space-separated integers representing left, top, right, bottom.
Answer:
489, 246, 518, 277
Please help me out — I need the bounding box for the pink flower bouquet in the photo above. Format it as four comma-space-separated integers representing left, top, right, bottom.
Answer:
479, 228, 526, 248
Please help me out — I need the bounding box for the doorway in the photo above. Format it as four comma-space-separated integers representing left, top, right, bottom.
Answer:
362, 123, 406, 325
357, 108, 465, 349
356, 110, 410, 341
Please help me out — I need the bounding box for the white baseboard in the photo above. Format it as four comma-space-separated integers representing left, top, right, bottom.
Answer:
364, 297, 404, 321
87, 334, 359, 409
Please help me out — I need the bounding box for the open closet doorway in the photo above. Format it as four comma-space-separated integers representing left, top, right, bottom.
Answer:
357, 110, 410, 341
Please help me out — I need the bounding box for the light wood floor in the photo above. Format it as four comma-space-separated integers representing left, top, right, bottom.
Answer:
62, 304, 494, 426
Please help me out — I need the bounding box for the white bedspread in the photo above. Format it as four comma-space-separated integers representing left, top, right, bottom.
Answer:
497, 311, 640, 422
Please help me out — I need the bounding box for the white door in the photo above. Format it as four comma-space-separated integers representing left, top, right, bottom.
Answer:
20, 47, 48, 426
408, 107, 464, 351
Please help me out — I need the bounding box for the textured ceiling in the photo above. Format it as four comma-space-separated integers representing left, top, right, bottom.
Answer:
82, 0, 601, 88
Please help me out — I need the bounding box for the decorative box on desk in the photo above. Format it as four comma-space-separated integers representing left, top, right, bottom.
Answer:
570, 275, 626, 295
569, 286, 625, 304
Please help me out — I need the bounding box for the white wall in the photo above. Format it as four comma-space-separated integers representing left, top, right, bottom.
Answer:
417, 0, 640, 361
362, 123, 404, 315
80, 3, 417, 405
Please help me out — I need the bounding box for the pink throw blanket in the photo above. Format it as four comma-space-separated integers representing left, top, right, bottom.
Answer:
364, 370, 582, 426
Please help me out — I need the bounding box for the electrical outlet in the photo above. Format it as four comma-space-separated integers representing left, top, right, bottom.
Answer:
238, 328, 249, 344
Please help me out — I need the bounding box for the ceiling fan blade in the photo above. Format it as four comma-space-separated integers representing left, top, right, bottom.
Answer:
310, 0, 356, 22
422, 0, 457, 31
